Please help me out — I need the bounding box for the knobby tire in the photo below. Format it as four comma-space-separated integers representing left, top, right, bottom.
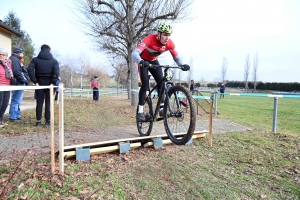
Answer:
136, 98, 153, 136
163, 85, 196, 145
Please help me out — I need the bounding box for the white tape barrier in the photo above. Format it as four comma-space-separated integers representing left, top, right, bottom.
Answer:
0, 85, 58, 91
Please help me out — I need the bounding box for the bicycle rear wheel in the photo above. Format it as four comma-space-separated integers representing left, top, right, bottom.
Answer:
163, 85, 196, 145
136, 98, 153, 136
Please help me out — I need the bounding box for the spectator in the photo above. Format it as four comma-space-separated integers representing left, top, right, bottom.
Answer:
54, 77, 60, 101
91, 76, 99, 101
0, 48, 14, 127
28, 44, 60, 126
9, 47, 29, 122
190, 80, 196, 95
220, 83, 225, 99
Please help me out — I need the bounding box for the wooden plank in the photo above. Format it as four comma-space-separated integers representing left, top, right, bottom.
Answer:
143, 134, 202, 147
63, 133, 207, 159
144, 139, 172, 147
63, 130, 208, 151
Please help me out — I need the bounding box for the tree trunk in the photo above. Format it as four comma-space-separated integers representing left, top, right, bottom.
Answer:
127, 68, 131, 100
128, 0, 138, 106
129, 50, 138, 106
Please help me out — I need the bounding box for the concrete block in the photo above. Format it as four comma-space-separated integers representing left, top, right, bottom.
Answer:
153, 138, 163, 148
76, 147, 90, 161
185, 137, 193, 146
119, 142, 130, 154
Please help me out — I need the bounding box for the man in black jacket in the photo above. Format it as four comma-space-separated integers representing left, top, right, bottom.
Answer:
28, 44, 59, 126
9, 47, 30, 122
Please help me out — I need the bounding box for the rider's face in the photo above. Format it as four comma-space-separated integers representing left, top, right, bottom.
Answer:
159, 32, 171, 45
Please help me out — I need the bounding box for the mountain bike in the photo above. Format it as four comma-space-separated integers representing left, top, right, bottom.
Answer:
136, 65, 196, 145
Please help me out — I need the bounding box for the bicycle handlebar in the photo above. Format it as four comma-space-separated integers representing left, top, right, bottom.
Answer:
148, 64, 185, 70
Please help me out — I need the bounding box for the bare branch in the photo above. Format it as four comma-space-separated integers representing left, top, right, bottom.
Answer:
221, 56, 228, 83
244, 54, 250, 92
252, 52, 259, 91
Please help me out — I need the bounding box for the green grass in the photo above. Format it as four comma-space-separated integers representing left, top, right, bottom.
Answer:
1, 94, 300, 199
217, 95, 300, 136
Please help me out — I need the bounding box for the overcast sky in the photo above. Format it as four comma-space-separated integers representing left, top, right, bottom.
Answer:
1, 0, 299, 83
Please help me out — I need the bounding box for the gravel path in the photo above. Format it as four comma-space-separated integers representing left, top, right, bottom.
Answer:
0, 118, 251, 160
1, 99, 251, 161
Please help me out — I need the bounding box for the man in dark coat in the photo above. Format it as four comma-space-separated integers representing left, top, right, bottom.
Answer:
28, 44, 59, 126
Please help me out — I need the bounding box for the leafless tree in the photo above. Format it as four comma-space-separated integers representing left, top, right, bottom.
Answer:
60, 54, 110, 89
85, 64, 110, 88
60, 56, 78, 89
244, 54, 250, 92
71, 0, 193, 105
252, 53, 259, 91
111, 56, 128, 94
200, 76, 205, 82
221, 56, 228, 83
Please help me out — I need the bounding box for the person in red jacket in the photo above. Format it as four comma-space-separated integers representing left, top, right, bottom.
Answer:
91, 76, 99, 101
0, 48, 14, 128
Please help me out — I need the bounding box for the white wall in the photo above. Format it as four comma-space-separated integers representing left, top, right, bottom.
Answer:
0, 31, 12, 55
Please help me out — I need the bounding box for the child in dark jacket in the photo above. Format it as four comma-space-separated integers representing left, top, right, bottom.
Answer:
220, 83, 225, 99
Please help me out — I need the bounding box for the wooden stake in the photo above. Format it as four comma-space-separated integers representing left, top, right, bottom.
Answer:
58, 83, 64, 173
50, 86, 55, 173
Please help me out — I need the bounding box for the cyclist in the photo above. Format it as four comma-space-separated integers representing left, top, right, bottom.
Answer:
132, 23, 190, 121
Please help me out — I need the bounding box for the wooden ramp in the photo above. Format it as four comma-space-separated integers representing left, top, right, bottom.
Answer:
59, 131, 208, 159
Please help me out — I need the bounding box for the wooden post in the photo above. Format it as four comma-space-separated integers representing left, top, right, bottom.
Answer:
56, 86, 59, 105
59, 83, 65, 173
209, 93, 214, 147
50, 86, 55, 173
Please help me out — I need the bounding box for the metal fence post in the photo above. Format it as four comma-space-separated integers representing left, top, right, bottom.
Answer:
214, 90, 218, 116
272, 97, 278, 133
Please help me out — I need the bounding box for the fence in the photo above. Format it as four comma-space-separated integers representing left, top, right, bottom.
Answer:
210, 91, 300, 133
63, 88, 128, 97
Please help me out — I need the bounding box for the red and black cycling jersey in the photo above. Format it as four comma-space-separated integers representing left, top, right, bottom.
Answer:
134, 34, 180, 62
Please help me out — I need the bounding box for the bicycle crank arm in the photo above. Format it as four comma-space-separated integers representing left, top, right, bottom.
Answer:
154, 117, 164, 122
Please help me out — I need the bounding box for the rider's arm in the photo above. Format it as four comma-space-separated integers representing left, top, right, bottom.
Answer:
173, 56, 183, 65
131, 48, 143, 64
168, 40, 183, 65
131, 36, 151, 64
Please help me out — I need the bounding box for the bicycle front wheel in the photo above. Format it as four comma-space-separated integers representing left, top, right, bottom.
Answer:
136, 98, 153, 137
163, 85, 196, 145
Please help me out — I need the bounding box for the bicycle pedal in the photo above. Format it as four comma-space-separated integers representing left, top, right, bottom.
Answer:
145, 113, 153, 121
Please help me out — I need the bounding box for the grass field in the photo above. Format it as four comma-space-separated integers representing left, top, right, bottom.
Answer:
0, 94, 299, 199
216, 95, 300, 136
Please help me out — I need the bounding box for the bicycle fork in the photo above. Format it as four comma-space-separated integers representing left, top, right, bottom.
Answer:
161, 81, 182, 118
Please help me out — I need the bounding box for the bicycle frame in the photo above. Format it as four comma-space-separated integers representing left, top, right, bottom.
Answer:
145, 67, 180, 121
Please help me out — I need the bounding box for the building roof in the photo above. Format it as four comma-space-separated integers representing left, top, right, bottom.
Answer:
0, 20, 23, 37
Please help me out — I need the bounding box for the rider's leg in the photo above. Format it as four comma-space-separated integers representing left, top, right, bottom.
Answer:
138, 66, 150, 108
137, 64, 150, 121
149, 60, 163, 104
